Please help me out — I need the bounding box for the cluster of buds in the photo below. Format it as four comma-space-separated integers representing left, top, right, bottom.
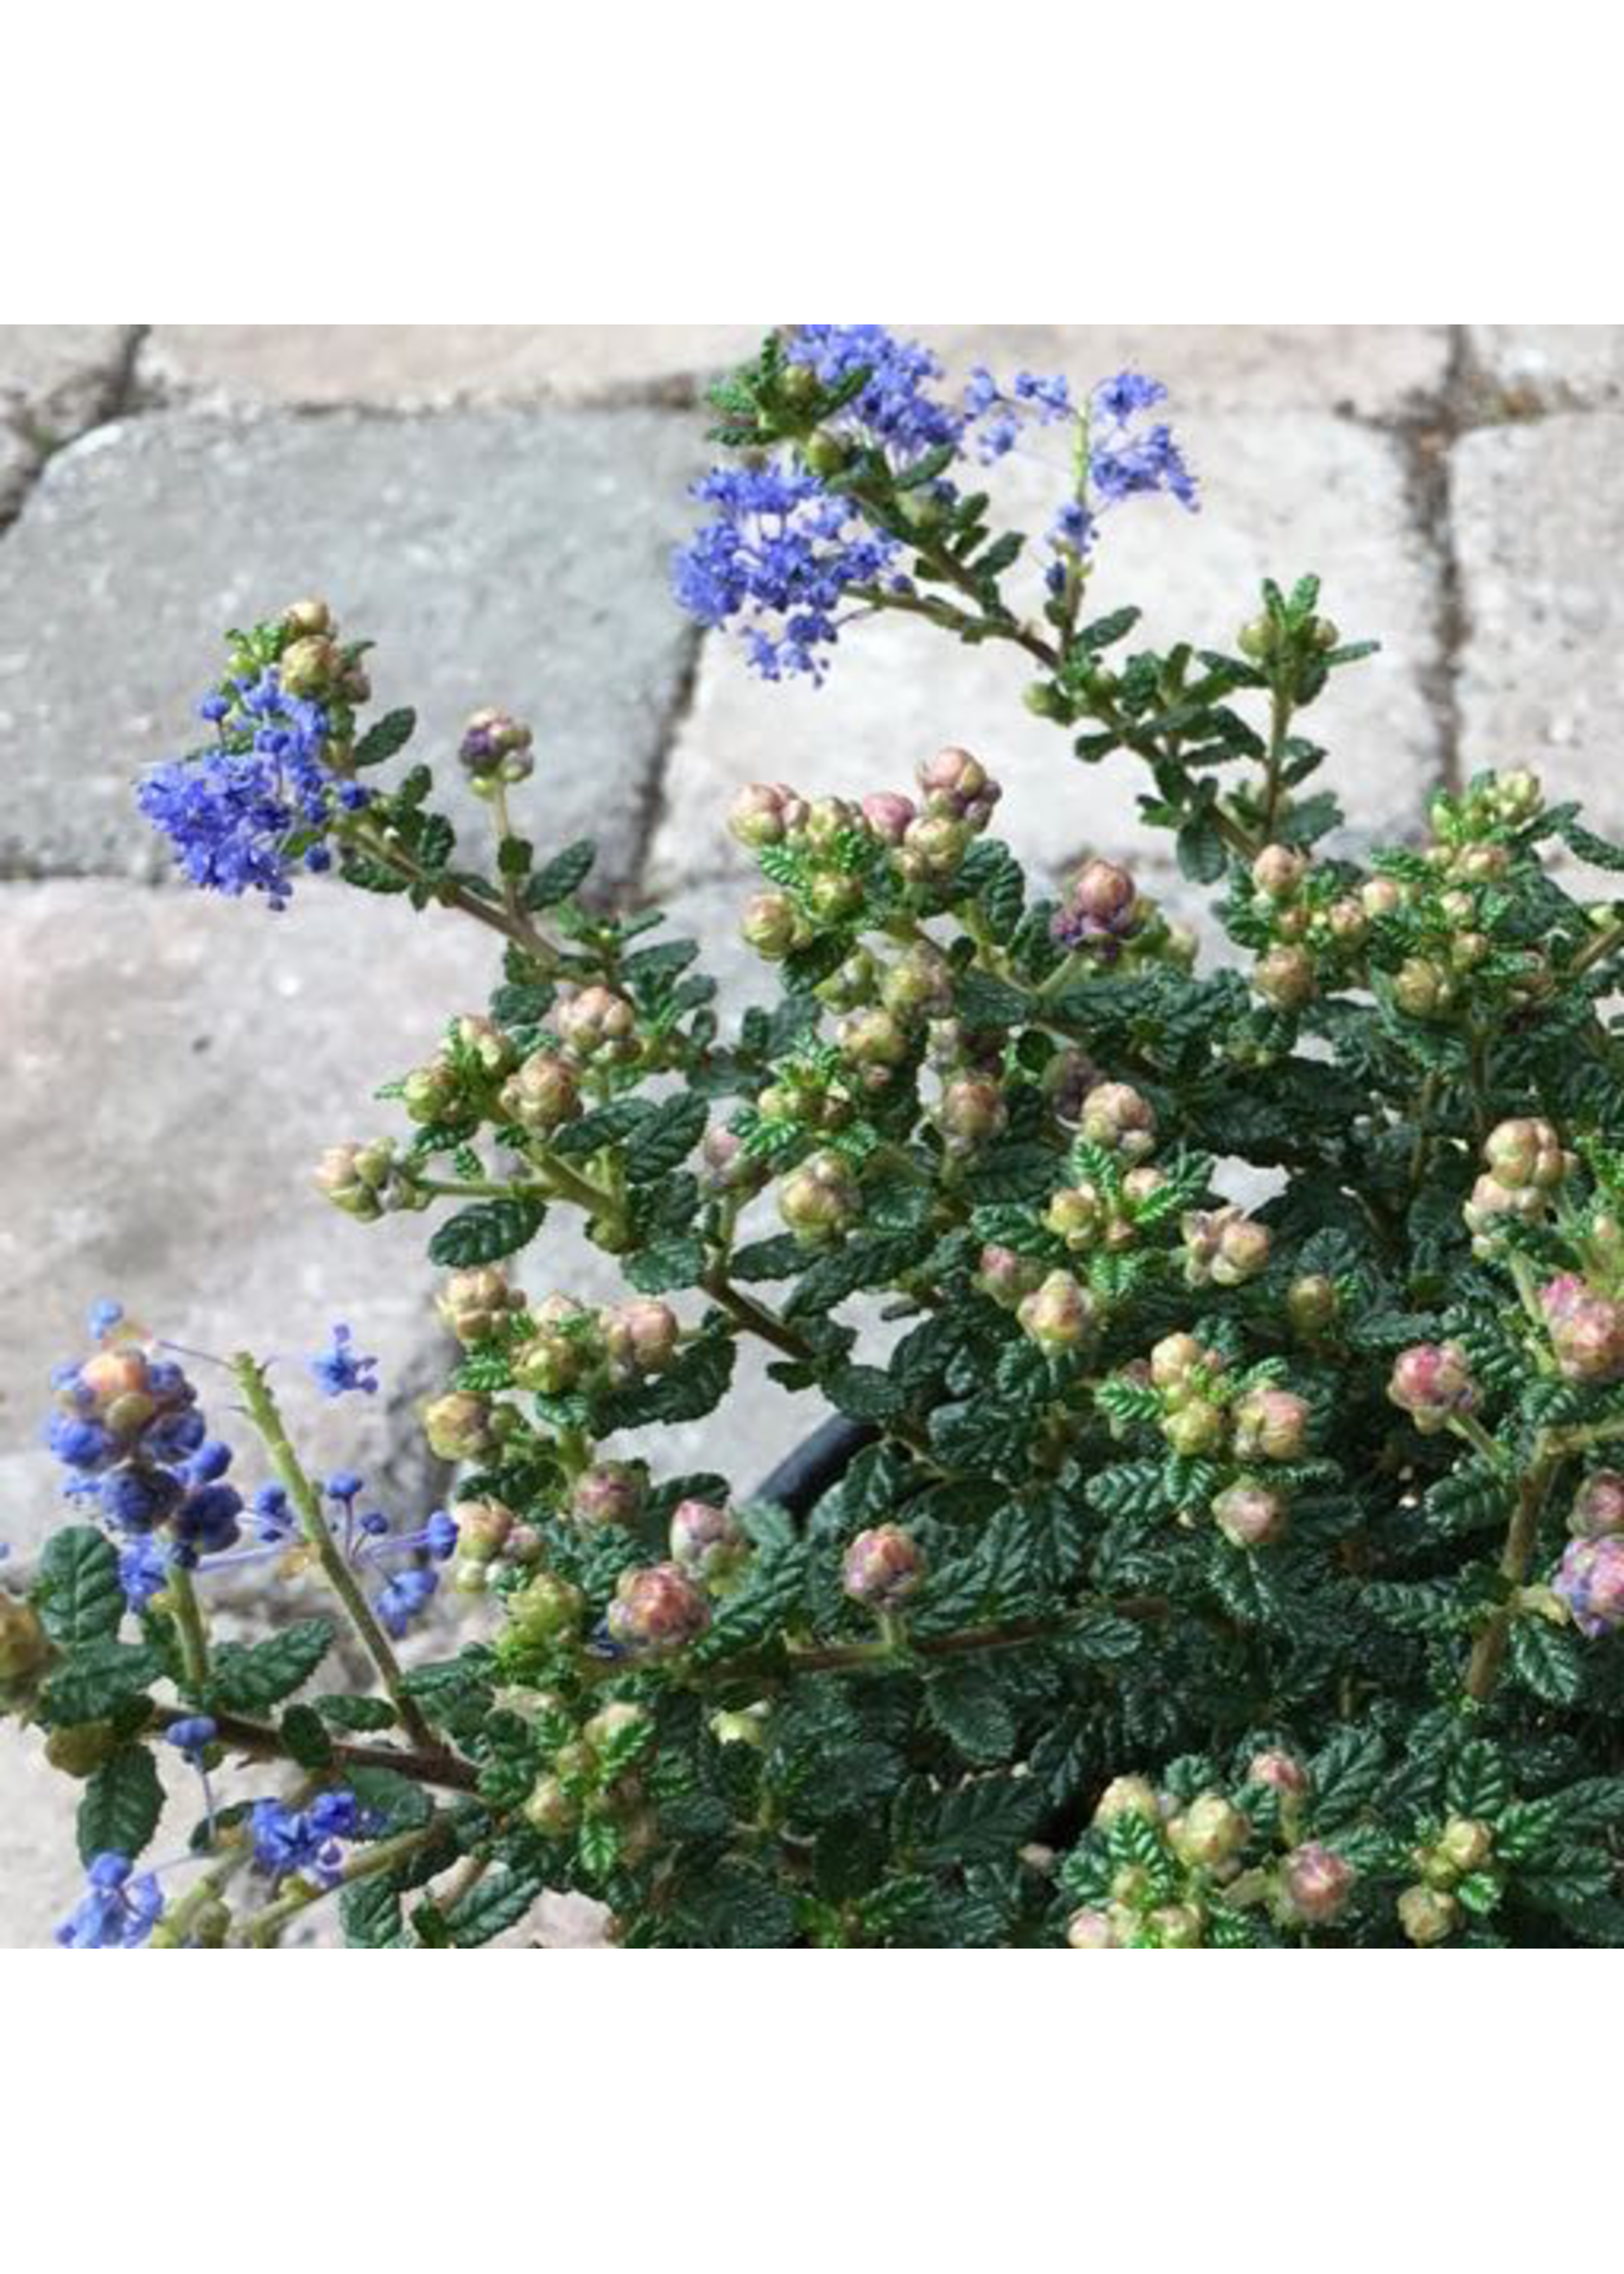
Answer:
1276, 1840, 1356, 1927
1553, 1535, 1624, 1637
1017, 1269, 1100, 1356
447, 1496, 543, 1594
1568, 1470, 1624, 1541
1043, 1166, 1168, 1259
934, 1072, 1009, 1158
1078, 1081, 1157, 1163
507, 1292, 682, 1399
1180, 1205, 1271, 1290
570, 1461, 649, 1530
1247, 1747, 1309, 1824
841, 1525, 926, 1612
1463, 1118, 1572, 1255
668, 1496, 750, 1589
276, 598, 372, 707
315, 1137, 429, 1221
523, 1700, 657, 1855
1052, 858, 1143, 961
1397, 1815, 1498, 1945
421, 1388, 507, 1465
1539, 1274, 1624, 1385
1386, 1342, 1479, 1434
606, 1561, 712, 1658
552, 985, 640, 1069
780, 1149, 863, 1247
499, 1048, 582, 1137
457, 707, 536, 789
1167, 1792, 1250, 1876
401, 1015, 519, 1134
1430, 770, 1544, 852
1246, 845, 1369, 1013
502, 1568, 585, 1649
1147, 1335, 1310, 1466
437, 1264, 530, 1347
697, 1125, 768, 1200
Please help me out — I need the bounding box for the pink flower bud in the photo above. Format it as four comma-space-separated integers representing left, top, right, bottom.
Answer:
780, 1150, 862, 1245
976, 1244, 1044, 1310
607, 1562, 712, 1657
499, 1050, 582, 1135
1247, 1748, 1308, 1799
1540, 1276, 1624, 1384
1066, 1907, 1120, 1950
669, 1497, 747, 1584
1017, 1270, 1098, 1354
602, 1298, 680, 1382
698, 1126, 765, 1197
458, 707, 535, 783
571, 1462, 648, 1530
1213, 1479, 1288, 1548
1387, 1342, 1479, 1432
916, 744, 1001, 830
1232, 1387, 1310, 1463
1251, 844, 1308, 901
554, 985, 638, 1063
861, 790, 916, 845
1080, 1081, 1157, 1162
841, 1525, 926, 1610
937, 1074, 1009, 1154
728, 781, 807, 848
1281, 1841, 1355, 1926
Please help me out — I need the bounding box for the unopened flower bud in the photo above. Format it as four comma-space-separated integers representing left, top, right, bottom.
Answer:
1387, 1342, 1479, 1433
279, 634, 340, 699
1066, 1906, 1120, 1949
437, 1265, 526, 1347
282, 598, 333, 639
457, 707, 535, 784
806, 870, 864, 923
1094, 1775, 1162, 1827
728, 781, 807, 849
602, 1298, 680, 1382
838, 1007, 910, 1078
916, 744, 1001, 830
780, 1150, 861, 1246
1393, 957, 1453, 1019
608, 1562, 712, 1657
698, 1125, 765, 1198
841, 1525, 925, 1610
977, 1244, 1044, 1310
1018, 1270, 1097, 1354
402, 1060, 465, 1127
507, 1570, 585, 1646
1570, 1471, 1624, 1541
1286, 1274, 1339, 1338
1325, 896, 1368, 948
1150, 1903, 1204, 1949
937, 1073, 1008, 1154
1247, 1748, 1308, 1799
1253, 944, 1316, 1012
1489, 768, 1543, 825
571, 1462, 647, 1530
1163, 1398, 1228, 1458
1170, 1793, 1249, 1872
1281, 1842, 1355, 1926
1554, 1535, 1624, 1636
1232, 1387, 1310, 1463
1183, 1207, 1271, 1289
860, 790, 916, 845
897, 811, 970, 885
1398, 1884, 1459, 1947
1251, 844, 1308, 902
880, 943, 954, 1023
1042, 1048, 1101, 1126
315, 1139, 398, 1221
523, 1774, 578, 1838
1213, 1479, 1288, 1548
1438, 1817, 1493, 1874
1463, 1173, 1543, 1252
44, 1721, 119, 1777
1080, 1081, 1157, 1162
1483, 1118, 1565, 1192
555, 985, 638, 1063
1360, 876, 1406, 919
1047, 1184, 1108, 1253
1541, 1274, 1624, 1385
422, 1391, 496, 1463
669, 1497, 748, 1584
499, 1050, 581, 1135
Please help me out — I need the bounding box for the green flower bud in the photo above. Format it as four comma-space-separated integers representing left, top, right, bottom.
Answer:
1488, 768, 1542, 825
817, 947, 881, 1014
1237, 615, 1274, 660
1162, 1398, 1228, 1458
42, 1720, 118, 1778
1047, 1183, 1108, 1253
1438, 1817, 1493, 1874
807, 870, 864, 922
1148, 1902, 1204, 1949
1398, 1884, 1459, 1947
880, 943, 955, 1023
279, 634, 341, 699
1253, 944, 1316, 1012
802, 795, 863, 852
555, 985, 638, 1064
583, 1700, 652, 1759
1017, 1269, 1098, 1354
402, 1060, 466, 1127
1361, 875, 1407, 918
1182, 1206, 1271, 1289
937, 1074, 1009, 1155
801, 431, 849, 479
523, 1773, 578, 1838
422, 1391, 496, 1463
897, 812, 970, 884
1231, 1387, 1311, 1462
1324, 895, 1368, 948
780, 1150, 862, 1246
1393, 957, 1454, 1019
282, 597, 334, 639
1169, 1793, 1249, 1871
727, 781, 809, 848
976, 1243, 1045, 1310
1286, 1273, 1339, 1337
838, 1007, 910, 1076
499, 1050, 582, 1135
1093, 1775, 1162, 1828
437, 1265, 526, 1347
741, 889, 803, 960
1149, 1332, 1220, 1394
1251, 844, 1308, 901
1079, 1080, 1157, 1162
507, 1570, 585, 1646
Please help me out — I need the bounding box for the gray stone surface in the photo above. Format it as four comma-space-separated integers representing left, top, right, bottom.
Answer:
0, 405, 710, 886
1453, 414, 1624, 838
1468, 327, 1624, 411
142, 326, 766, 409
0, 326, 133, 444
919, 324, 1450, 418
652, 410, 1442, 893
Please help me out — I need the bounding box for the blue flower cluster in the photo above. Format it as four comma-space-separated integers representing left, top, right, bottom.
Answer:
673, 327, 1198, 681
251, 1788, 369, 1882
672, 461, 902, 682
44, 1306, 454, 1637
137, 667, 361, 908
47, 1306, 244, 1598
56, 1852, 164, 1949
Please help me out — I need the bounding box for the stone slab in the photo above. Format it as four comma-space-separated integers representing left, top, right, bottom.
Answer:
0, 326, 132, 443
1467, 326, 1624, 412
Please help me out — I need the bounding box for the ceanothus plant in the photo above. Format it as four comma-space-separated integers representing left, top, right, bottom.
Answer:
13, 324, 1624, 1948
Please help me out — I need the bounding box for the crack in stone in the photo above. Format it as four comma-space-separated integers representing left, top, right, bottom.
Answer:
627, 618, 706, 906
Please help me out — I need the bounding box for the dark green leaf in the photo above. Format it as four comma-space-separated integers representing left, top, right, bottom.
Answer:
428, 1196, 546, 1267
77, 1744, 163, 1867
208, 1620, 334, 1713
35, 1526, 124, 1648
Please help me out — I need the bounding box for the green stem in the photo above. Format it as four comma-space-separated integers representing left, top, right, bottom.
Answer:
530, 1144, 630, 1244
1569, 916, 1624, 980
231, 1353, 436, 1751
1465, 1447, 1558, 1705
234, 1822, 446, 1947
1259, 682, 1294, 845
338, 812, 561, 972
167, 1566, 211, 1692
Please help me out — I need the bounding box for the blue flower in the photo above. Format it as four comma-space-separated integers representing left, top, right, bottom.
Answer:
87, 1299, 125, 1340
962, 366, 1073, 462
99, 1464, 184, 1536
254, 1484, 296, 1544
56, 1853, 165, 1950
1093, 371, 1167, 423
377, 1566, 439, 1639
785, 325, 963, 462
164, 1716, 218, 1762
672, 460, 900, 683
118, 1538, 173, 1610
309, 1322, 379, 1400
251, 1790, 365, 1882
137, 667, 344, 908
